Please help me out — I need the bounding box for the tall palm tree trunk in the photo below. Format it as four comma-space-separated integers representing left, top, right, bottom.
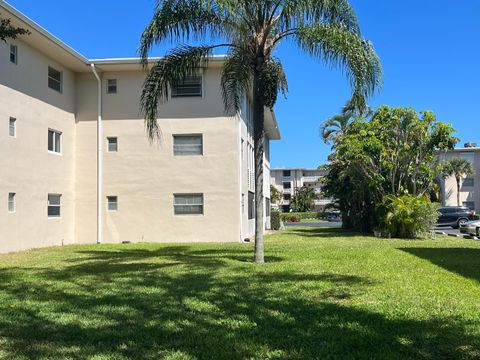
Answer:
253, 67, 265, 264
456, 176, 461, 206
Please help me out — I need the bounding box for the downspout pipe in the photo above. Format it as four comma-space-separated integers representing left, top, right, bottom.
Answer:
90, 64, 102, 244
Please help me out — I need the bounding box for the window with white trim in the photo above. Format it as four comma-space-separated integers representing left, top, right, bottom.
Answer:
9, 117, 16, 137
48, 66, 62, 92
174, 194, 204, 215
47, 194, 61, 217
463, 178, 474, 187
10, 44, 17, 64
173, 135, 203, 156
107, 137, 118, 152
107, 79, 117, 94
8, 193, 15, 213
48, 129, 62, 153
172, 76, 202, 97
107, 196, 118, 211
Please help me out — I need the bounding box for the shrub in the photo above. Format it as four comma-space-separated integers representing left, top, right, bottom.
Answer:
271, 210, 281, 230
376, 195, 439, 239
474, 214, 480, 221
280, 212, 322, 222
287, 215, 301, 223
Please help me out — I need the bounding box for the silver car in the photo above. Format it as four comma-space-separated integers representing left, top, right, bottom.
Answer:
459, 220, 480, 236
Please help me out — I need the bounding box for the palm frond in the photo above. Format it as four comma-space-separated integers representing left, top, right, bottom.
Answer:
296, 23, 383, 113
140, 45, 215, 140
279, 0, 360, 34
139, 0, 225, 64
220, 46, 253, 115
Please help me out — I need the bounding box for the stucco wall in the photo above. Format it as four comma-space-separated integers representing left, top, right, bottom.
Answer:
0, 39, 76, 253
74, 69, 242, 244
441, 150, 479, 211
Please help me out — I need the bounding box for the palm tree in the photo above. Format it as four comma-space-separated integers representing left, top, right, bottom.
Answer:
443, 157, 475, 206
320, 100, 372, 144
139, 0, 383, 263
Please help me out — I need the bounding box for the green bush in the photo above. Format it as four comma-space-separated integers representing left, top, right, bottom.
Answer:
376, 195, 439, 239
271, 210, 281, 230
474, 214, 480, 221
280, 212, 322, 222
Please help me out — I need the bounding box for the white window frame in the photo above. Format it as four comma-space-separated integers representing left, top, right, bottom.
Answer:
47, 194, 61, 218
107, 196, 118, 212
48, 66, 63, 93
173, 134, 203, 156
9, 117, 16, 137
10, 44, 17, 65
106, 79, 117, 94
48, 129, 62, 154
107, 137, 118, 152
8, 193, 15, 213
173, 194, 204, 215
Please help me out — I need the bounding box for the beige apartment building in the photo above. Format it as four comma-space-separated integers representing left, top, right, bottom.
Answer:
270, 168, 332, 212
440, 144, 480, 212
0, 1, 280, 253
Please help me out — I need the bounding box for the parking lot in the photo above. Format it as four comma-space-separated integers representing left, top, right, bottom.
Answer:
433, 226, 478, 240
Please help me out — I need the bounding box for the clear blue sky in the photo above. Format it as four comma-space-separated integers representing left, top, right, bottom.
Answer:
6, 0, 480, 169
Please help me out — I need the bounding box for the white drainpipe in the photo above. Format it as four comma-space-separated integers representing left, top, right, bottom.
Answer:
238, 113, 243, 242
90, 64, 102, 244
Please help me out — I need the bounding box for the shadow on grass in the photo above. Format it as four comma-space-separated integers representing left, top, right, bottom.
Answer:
401, 247, 480, 283
286, 226, 359, 238
0, 245, 478, 359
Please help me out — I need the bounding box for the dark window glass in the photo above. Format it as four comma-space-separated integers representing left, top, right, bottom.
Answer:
248, 191, 255, 220
48, 66, 62, 92
172, 76, 202, 97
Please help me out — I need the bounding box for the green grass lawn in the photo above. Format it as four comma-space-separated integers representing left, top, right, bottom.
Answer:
0, 228, 479, 359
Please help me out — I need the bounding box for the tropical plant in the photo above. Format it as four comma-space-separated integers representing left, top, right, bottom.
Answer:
443, 157, 475, 206
139, 0, 383, 263
270, 185, 282, 204
320, 100, 369, 144
376, 195, 439, 239
0, 13, 29, 42
290, 186, 317, 212
323, 105, 458, 232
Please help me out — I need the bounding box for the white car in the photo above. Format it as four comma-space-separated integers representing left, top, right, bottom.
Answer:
459, 220, 480, 236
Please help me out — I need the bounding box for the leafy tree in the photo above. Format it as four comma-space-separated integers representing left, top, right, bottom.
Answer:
270, 185, 282, 204
323, 105, 458, 232
291, 186, 316, 212
443, 157, 475, 206
0, 13, 29, 42
139, 0, 382, 263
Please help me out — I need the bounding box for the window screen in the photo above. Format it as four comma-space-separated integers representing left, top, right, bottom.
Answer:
48, 66, 62, 92
48, 194, 61, 217
173, 135, 202, 156
174, 194, 204, 215
172, 76, 202, 97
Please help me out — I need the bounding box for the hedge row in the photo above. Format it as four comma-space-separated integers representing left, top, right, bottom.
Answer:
280, 212, 323, 222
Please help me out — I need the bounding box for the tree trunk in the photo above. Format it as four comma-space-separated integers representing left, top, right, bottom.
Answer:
456, 176, 461, 206
253, 67, 265, 264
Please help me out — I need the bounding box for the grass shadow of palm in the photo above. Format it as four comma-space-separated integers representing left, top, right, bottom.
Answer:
400, 247, 480, 283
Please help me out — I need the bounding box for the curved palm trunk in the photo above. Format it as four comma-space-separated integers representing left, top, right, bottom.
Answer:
253, 69, 265, 264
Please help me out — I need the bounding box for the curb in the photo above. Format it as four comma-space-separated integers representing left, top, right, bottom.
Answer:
434, 230, 478, 240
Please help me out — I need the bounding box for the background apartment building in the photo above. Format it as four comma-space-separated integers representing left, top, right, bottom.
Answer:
270, 168, 332, 212
0, 1, 279, 253
440, 143, 480, 212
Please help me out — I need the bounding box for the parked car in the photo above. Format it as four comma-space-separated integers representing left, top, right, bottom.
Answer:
460, 220, 480, 236
437, 206, 475, 229
327, 212, 342, 222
